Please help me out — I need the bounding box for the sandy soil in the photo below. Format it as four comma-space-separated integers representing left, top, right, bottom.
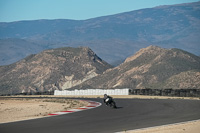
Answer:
123, 120, 200, 133
0, 98, 87, 123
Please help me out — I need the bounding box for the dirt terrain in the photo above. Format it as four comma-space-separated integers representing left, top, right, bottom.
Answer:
124, 120, 200, 133
0, 98, 87, 123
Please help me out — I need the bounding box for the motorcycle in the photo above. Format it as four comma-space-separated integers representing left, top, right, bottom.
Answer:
104, 97, 117, 109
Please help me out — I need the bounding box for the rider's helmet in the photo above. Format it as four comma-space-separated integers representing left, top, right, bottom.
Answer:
104, 94, 107, 98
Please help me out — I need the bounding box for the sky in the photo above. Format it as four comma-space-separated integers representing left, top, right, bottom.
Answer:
0, 0, 199, 22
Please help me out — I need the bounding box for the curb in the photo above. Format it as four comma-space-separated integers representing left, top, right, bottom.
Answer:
48, 100, 101, 116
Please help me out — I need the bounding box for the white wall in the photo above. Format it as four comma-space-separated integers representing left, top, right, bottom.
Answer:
54, 89, 129, 95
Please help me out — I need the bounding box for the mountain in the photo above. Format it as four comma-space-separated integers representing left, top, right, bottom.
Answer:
0, 2, 200, 65
0, 38, 46, 65
72, 46, 200, 89
0, 47, 112, 95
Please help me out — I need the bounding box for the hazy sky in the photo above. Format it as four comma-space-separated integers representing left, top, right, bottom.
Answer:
0, 0, 199, 22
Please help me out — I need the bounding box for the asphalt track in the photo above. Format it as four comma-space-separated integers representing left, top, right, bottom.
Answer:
0, 98, 200, 133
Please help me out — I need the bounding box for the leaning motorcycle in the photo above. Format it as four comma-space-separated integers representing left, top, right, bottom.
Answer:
105, 98, 117, 109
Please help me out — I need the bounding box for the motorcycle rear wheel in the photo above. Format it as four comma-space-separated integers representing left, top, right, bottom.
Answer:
110, 101, 117, 109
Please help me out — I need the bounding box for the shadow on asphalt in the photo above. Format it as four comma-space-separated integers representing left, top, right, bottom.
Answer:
116, 107, 123, 109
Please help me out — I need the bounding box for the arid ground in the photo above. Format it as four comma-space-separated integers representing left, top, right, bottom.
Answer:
0, 98, 87, 123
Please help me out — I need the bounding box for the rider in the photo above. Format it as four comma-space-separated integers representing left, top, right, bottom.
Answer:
103, 94, 113, 106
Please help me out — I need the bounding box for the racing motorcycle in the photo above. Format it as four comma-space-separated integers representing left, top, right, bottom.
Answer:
104, 94, 117, 109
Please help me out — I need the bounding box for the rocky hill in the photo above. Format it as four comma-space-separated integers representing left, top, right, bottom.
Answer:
0, 2, 200, 65
0, 47, 112, 95
73, 46, 200, 89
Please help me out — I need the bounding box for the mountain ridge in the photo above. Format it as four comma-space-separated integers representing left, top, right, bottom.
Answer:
0, 47, 112, 95
1, 45, 200, 95
71, 45, 200, 90
0, 2, 200, 65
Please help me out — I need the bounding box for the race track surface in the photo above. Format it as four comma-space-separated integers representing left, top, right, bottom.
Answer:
0, 98, 200, 133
